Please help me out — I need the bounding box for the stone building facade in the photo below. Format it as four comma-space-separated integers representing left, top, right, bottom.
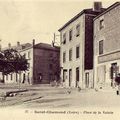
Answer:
1, 40, 60, 85
33, 43, 60, 84
1, 42, 33, 84
94, 2, 120, 89
59, 3, 105, 88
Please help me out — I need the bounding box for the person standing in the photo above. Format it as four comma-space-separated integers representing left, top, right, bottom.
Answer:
115, 74, 120, 95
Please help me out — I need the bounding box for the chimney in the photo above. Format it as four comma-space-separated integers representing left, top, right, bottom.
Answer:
8, 43, 11, 49
33, 39, 35, 46
93, 2, 102, 11
17, 41, 20, 47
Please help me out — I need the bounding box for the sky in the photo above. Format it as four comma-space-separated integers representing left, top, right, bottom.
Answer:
0, 0, 116, 48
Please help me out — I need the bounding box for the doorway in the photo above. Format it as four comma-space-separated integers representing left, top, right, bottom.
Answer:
110, 63, 118, 87
76, 67, 79, 87
28, 73, 30, 84
22, 73, 26, 83
63, 69, 67, 83
85, 72, 89, 88
69, 69, 72, 87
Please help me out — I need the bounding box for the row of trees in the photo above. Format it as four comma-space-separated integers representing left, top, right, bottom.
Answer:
0, 49, 28, 76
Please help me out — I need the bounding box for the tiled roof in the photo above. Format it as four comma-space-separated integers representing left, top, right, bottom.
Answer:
34, 43, 60, 51
16, 43, 32, 51
2, 42, 60, 52
2, 43, 32, 51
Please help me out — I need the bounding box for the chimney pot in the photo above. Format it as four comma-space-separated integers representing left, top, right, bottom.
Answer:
93, 2, 102, 11
33, 39, 35, 45
8, 43, 11, 48
17, 41, 20, 46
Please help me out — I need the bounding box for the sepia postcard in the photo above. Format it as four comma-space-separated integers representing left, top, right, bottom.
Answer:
0, 0, 120, 119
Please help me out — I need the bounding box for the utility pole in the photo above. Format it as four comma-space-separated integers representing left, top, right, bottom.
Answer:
52, 33, 60, 46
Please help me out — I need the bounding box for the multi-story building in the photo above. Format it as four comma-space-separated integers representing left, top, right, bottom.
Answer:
94, 2, 120, 89
58, 2, 105, 88
1, 40, 60, 85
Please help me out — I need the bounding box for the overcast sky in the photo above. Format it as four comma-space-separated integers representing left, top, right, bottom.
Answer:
0, 0, 116, 48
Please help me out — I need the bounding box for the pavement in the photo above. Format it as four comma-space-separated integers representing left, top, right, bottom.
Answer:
0, 83, 120, 108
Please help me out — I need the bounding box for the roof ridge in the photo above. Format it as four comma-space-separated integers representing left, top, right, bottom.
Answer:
94, 2, 120, 20
58, 8, 106, 31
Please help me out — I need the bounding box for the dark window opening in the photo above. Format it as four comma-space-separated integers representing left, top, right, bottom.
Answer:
99, 40, 103, 55
63, 33, 66, 44
76, 46, 80, 58
76, 67, 79, 87
63, 52, 66, 63
100, 19, 104, 29
69, 49, 72, 61
69, 29, 73, 41
76, 24, 80, 37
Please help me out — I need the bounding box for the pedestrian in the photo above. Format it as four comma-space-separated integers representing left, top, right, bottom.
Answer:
116, 84, 120, 95
115, 74, 120, 95
67, 86, 71, 94
39, 73, 42, 83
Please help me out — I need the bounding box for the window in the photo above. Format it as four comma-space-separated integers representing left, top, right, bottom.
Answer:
19, 72, 21, 82
49, 64, 53, 69
63, 33, 66, 44
69, 29, 73, 41
63, 69, 67, 82
76, 46, 80, 58
49, 74, 53, 81
100, 19, 104, 29
28, 73, 30, 83
16, 73, 18, 82
28, 51, 30, 59
23, 73, 26, 83
99, 40, 103, 55
49, 53, 53, 57
63, 52, 66, 63
76, 67, 79, 87
69, 49, 72, 61
76, 24, 80, 37
85, 72, 89, 88
6, 75, 8, 80
69, 69, 72, 87
11, 74, 13, 80
49, 53, 53, 61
